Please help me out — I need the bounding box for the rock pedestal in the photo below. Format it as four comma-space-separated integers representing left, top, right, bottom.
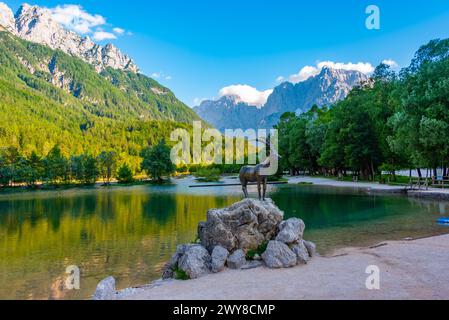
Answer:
163, 199, 316, 279
198, 199, 284, 253
94, 198, 319, 298
160, 198, 317, 280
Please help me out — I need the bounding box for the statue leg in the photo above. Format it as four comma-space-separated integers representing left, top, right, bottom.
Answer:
263, 178, 267, 201
242, 182, 249, 198
257, 178, 262, 200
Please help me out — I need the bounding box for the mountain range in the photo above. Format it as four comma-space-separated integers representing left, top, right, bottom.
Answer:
0, 0, 370, 162
0, 2, 200, 167
0, 2, 138, 73
194, 67, 369, 131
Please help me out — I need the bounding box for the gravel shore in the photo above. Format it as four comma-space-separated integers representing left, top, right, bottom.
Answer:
120, 234, 449, 300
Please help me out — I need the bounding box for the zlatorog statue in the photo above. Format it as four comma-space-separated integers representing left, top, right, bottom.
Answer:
239, 138, 281, 201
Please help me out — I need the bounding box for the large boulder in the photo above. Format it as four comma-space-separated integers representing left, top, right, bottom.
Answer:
262, 241, 297, 269
291, 241, 310, 265
93, 276, 116, 300
276, 218, 305, 244
198, 199, 284, 252
211, 246, 229, 273
162, 244, 190, 279
226, 249, 247, 270
178, 245, 211, 279
303, 240, 317, 258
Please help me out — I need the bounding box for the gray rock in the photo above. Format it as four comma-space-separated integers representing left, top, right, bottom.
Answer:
211, 246, 229, 273
227, 249, 247, 270
303, 240, 317, 257
276, 218, 305, 244
292, 241, 311, 264
93, 276, 116, 300
241, 260, 264, 270
262, 241, 297, 269
178, 244, 211, 279
162, 244, 190, 279
253, 254, 262, 261
199, 199, 284, 253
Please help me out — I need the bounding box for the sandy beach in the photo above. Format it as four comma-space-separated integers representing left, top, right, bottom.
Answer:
121, 234, 449, 300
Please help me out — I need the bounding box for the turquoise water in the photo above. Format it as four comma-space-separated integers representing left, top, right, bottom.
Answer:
0, 177, 448, 299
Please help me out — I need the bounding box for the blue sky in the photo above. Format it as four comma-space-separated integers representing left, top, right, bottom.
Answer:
5, 0, 449, 106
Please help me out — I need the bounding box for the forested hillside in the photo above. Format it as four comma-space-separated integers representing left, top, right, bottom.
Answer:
0, 29, 199, 170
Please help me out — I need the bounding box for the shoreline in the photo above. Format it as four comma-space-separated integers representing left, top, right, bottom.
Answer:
289, 176, 449, 200
118, 234, 449, 300
288, 176, 407, 193
3, 175, 449, 201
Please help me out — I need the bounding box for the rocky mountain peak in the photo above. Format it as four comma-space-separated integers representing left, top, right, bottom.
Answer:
318, 66, 367, 84
15, 3, 39, 18
195, 68, 369, 131
0, 2, 138, 73
0, 2, 15, 33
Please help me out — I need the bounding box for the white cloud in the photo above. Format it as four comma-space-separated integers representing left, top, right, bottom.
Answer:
288, 61, 375, 83
382, 59, 399, 69
218, 85, 273, 108
151, 72, 172, 81
193, 97, 207, 106
49, 4, 127, 42
289, 65, 321, 83
50, 5, 105, 34
93, 31, 117, 41
318, 61, 374, 74
276, 76, 285, 83
113, 27, 125, 35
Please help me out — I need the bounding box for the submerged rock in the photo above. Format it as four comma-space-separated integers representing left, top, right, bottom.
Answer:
211, 246, 229, 273
93, 276, 116, 300
198, 199, 284, 253
178, 245, 211, 279
276, 218, 305, 244
262, 241, 297, 269
227, 249, 247, 270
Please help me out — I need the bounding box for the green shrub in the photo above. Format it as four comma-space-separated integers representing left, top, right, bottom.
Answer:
174, 267, 190, 280
194, 167, 221, 182
246, 241, 268, 260
117, 164, 135, 184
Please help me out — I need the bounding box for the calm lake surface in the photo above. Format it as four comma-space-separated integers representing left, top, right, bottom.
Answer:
1, 176, 448, 300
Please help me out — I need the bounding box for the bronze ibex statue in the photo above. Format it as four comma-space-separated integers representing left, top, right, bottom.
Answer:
239, 138, 281, 201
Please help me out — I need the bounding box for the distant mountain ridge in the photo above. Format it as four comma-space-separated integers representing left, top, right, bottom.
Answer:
0, 2, 138, 73
194, 67, 369, 131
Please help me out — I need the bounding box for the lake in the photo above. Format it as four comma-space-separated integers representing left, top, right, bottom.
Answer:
0, 176, 448, 300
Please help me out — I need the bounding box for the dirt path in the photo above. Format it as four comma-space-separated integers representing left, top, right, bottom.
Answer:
121, 235, 449, 300
288, 176, 405, 192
